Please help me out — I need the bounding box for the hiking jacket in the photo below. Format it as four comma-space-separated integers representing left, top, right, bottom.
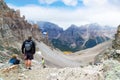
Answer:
9, 58, 20, 65
22, 40, 36, 54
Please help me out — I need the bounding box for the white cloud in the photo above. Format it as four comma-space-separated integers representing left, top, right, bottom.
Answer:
38, 0, 78, 6
38, 0, 57, 4
109, 0, 120, 6
62, 0, 78, 6
83, 0, 108, 7
7, 0, 120, 29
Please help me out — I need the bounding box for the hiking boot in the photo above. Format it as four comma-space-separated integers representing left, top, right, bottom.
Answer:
28, 67, 31, 70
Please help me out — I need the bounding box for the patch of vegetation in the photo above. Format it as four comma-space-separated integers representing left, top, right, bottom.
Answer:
51, 39, 81, 52
85, 39, 97, 48
0, 45, 4, 51
52, 37, 109, 52
5, 47, 21, 54
96, 36, 110, 44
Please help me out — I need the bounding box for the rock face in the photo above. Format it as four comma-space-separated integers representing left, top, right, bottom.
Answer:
0, 0, 43, 48
112, 25, 120, 49
0, 0, 9, 10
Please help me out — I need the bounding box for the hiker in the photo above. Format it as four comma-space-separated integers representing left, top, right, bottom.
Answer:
9, 54, 20, 65
22, 36, 36, 70
41, 57, 46, 68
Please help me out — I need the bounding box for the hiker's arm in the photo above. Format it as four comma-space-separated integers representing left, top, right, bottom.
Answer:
21, 42, 25, 54
32, 41, 36, 54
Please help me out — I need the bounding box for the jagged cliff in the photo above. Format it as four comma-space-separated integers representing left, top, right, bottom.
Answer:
112, 25, 120, 49
0, 0, 43, 47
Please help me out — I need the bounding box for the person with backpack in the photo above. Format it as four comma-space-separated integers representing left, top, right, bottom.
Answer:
22, 36, 36, 70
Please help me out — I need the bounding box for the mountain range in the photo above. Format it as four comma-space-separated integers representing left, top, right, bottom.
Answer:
36, 21, 116, 52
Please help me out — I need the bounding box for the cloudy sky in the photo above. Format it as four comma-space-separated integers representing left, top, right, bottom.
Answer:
5, 0, 120, 29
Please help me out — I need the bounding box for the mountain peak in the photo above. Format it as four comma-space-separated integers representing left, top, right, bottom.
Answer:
66, 24, 78, 30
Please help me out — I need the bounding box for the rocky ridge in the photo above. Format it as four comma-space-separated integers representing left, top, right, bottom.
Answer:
0, 0, 43, 45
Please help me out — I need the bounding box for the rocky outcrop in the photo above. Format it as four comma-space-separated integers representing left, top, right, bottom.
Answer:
112, 25, 120, 49
95, 25, 120, 63
0, 0, 9, 10
0, 0, 43, 48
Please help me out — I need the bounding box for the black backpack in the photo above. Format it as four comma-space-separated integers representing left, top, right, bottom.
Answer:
14, 59, 20, 64
25, 41, 33, 51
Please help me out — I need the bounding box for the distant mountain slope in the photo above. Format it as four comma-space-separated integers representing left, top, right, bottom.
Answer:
37, 22, 116, 52
37, 21, 63, 40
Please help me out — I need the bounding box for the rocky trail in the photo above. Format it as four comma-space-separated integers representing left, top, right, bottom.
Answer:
1, 59, 120, 80
18, 65, 104, 80
0, 61, 104, 80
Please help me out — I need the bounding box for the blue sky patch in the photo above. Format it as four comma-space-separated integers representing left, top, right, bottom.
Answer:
5, 0, 39, 6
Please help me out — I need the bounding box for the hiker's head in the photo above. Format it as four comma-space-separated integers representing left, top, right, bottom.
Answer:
42, 57, 44, 60
28, 36, 32, 40
11, 54, 17, 58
